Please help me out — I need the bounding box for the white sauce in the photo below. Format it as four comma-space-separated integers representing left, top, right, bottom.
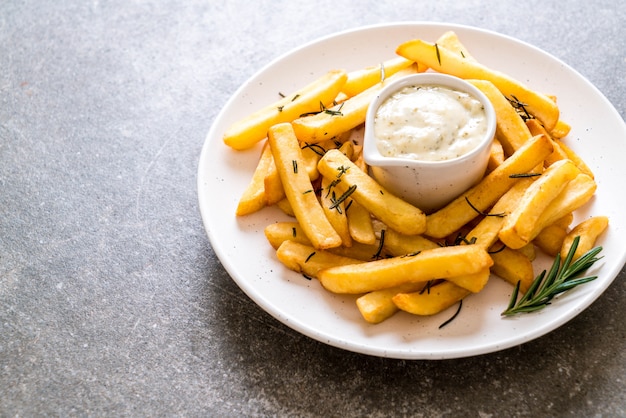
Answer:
374, 84, 488, 161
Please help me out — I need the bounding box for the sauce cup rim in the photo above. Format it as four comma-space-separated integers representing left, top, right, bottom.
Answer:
363, 72, 496, 168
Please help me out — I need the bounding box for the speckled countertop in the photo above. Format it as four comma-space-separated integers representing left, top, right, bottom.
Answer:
2, 1, 625, 416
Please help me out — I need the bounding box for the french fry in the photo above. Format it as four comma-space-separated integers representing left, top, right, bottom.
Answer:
318, 149, 426, 235
534, 224, 568, 257
267, 123, 342, 250
291, 68, 416, 143
469, 79, 532, 155
352, 145, 368, 172
435, 30, 476, 61
466, 177, 535, 249
392, 281, 470, 316
300, 140, 332, 182
555, 139, 594, 179
224, 70, 348, 150
445, 267, 491, 293
276, 241, 363, 279
236, 141, 273, 216
560, 216, 608, 260
396, 39, 560, 130
263, 152, 285, 205
551, 119, 572, 139
300, 136, 352, 183
487, 138, 505, 173
489, 245, 534, 293
518, 242, 537, 262
264, 221, 384, 261
317, 245, 493, 294
320, 175, 352, 247
341, 56, 415, 97
425, 134, 553, 239
524, 173, 597, 245
265, 222, 312, 249
525, 119, 569, 167
268, 138, 344, 205
356, 281, 429, 324
382, 228, 439, 256
499, 159, 581, 249
533, 214, 573, 256
275, 198, 295, 217
552, 212, 575, 230
345, 198, 377, 245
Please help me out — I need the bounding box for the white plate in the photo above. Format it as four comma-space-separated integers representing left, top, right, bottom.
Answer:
198, 22, 626, 359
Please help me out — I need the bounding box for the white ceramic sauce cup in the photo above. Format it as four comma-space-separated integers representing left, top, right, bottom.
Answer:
363, 73, 496, 213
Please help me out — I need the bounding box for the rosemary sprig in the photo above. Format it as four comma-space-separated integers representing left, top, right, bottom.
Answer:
439, 301, 463, 329
507, 94, 533, 121
329, 184, 357, 210
465, 196, 505, 217
509, 173, 541, 178
434, 43, 441, 65
501, 236, 603, 316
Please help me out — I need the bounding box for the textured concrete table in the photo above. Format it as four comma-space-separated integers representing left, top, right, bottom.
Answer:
2, 1, 625, 416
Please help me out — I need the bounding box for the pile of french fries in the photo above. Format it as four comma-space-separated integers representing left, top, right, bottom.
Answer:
225, 31, 609, 324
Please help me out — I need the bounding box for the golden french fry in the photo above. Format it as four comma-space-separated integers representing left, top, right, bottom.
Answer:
518, 242, 537, 261
345, 198, 377, 245
525, 119, 569, 167
263, 151, 285, 205
352, 145, 368, 172
469, 79, 532, 155
499, 159, 581, 249
300, 139, 335, 182
533, 213, 573, 256
268, 123, 342, 250
487, 138, 505, 173
425, 134, 554, 239
318, 149, 426, 235
551, 119, 572, 139
382, 228, 439, 256
338, 140, 355, 160
264, 221, 384, 261
341, 57, 415, 97
320, 175, 353, 247
392, 281, 470, 316
533, 223, 568, 257
445, 267, 491, 293
317, 245, 493, 294
224, 70, 348, 150
555, 139, 594, 179
236, 141, 272, 216
268, 139, 345, 205
560, 216, 609, 260
396, 39, 560, 130
328, 241, 389, 261
489, 245, 534, 293
553, 212, 575, 229
356, 281, 428, 324
466, 177, 535, 249
291, 68, 416, 143
525, 173, 597, 244
275, 198, 295, 217
435, 31, 476, 61
265, 222, 311, 249
275, 240, 363, 279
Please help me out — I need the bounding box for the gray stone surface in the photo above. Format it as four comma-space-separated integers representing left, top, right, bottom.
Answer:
1, 1, 625, 416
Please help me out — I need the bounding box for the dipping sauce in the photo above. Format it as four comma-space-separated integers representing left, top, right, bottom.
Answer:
374, 84, 488, 161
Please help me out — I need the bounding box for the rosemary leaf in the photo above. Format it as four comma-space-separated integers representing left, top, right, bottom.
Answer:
501, 236, 603, 316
